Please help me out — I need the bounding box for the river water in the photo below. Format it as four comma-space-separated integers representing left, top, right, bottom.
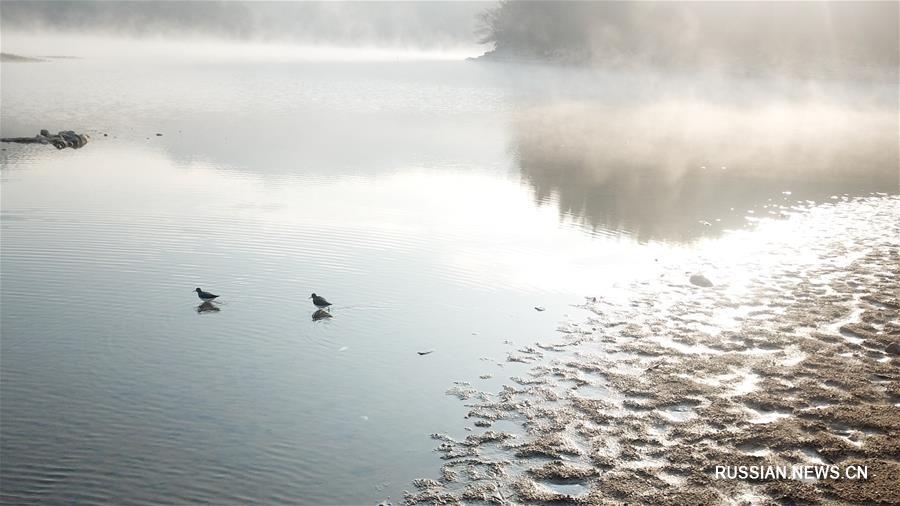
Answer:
1, 57, 896, 504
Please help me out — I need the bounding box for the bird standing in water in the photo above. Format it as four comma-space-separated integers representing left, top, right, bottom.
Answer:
195, 287, 219, 301
310, 293, 332, 311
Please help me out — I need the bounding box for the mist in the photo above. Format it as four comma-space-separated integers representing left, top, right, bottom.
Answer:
4, 1, 896, 74
0, 1, 490, 61
477, 1, 899, 78
1, 1, 489, 46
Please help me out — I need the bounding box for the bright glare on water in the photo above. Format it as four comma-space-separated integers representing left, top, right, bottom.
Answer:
1, 57, 897, 504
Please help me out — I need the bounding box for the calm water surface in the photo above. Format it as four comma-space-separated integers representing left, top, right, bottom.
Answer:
1, 59, 896, 504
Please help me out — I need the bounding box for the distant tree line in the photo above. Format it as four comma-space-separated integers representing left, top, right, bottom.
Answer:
474, 1, 898, 76
476, 1, 599, 63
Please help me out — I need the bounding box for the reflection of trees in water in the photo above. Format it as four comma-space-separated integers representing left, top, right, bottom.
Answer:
514, 101, 898, 243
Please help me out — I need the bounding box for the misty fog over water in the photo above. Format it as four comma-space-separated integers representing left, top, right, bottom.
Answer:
1, 2, 897, 504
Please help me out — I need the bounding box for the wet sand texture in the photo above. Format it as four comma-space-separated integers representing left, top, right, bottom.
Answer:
405, 197, 899, 505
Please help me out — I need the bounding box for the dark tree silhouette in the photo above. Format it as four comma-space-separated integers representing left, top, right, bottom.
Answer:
474, 1, 898, 75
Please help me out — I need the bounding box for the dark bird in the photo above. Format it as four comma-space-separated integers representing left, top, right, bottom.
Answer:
195, 287, 219, 301
310, 293, 332, 311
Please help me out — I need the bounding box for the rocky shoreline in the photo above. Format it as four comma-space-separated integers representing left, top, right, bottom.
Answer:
0, 52, 44, 63
404, 196, 899, 505
1, 129, 89, 149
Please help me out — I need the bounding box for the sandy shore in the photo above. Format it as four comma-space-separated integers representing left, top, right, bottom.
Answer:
405, 196, 899, 505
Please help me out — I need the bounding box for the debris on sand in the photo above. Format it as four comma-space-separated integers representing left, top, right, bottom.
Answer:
417, 350, 434, 356
535, 306, 546, 311
689, 273, 714, 287
1, 129, 89, 149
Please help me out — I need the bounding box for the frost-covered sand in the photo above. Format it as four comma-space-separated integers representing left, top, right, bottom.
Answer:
406, 196, 899, 505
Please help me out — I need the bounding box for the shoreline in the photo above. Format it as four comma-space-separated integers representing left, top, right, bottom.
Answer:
405, 196, 899, 505
468, 49, 899, 83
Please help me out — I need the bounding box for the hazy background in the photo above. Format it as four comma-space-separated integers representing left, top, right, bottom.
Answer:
477, 1, 898, 75
1, 1, 489, 60
3, 1, 898, 74
1, 1, 489, 44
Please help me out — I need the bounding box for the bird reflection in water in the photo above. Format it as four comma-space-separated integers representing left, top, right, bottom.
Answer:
312, 309, 333, 321
196, 300, 221, 314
